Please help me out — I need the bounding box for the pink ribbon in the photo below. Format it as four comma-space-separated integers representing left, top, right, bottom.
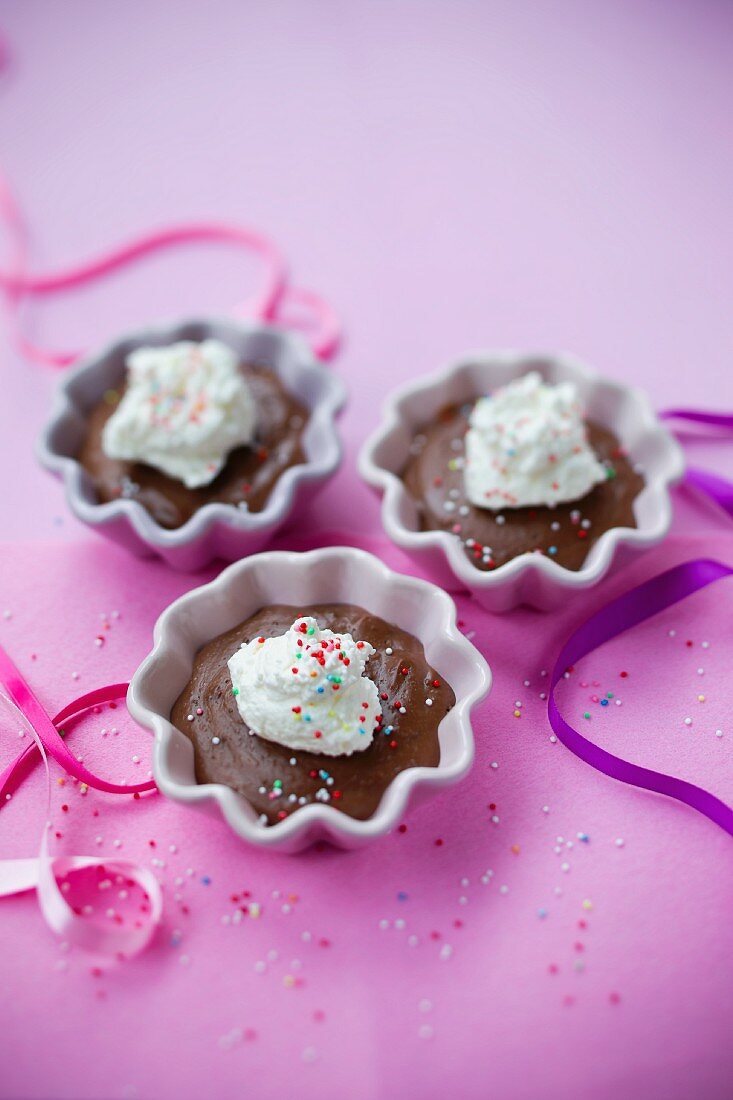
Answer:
0, 176, 340, 363
0, 647, 162, 957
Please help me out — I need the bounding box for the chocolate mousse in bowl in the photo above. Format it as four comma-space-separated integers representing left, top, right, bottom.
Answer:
128, 547, 491, 851
359, 354, 684, 611
38, 319, 346, 570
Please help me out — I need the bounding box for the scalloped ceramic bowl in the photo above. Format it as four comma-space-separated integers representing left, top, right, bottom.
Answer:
37, 317, 346, 571
128, 546, 491, 853
359, 352, 685, 612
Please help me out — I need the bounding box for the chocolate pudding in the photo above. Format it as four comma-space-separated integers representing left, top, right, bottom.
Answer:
171, 604, 455, 824
79, 365, 308, 529
401, 403, 644, 571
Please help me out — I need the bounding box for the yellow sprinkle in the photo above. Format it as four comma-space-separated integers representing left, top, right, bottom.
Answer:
56, 777, 66, 786
283, 974, 296, 988
513, 709, 521, 718
582, 898, 593, 911
248, 902, 261, 919
697, 694, 705, 702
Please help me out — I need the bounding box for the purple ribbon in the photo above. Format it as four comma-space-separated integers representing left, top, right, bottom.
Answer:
548, 408, 733, 837
549, 559, 733, 837
661, 408, 733, 518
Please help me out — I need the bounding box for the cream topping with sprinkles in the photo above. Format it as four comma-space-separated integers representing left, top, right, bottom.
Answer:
227, 616, 381, 756
102, 339, 256, 488
464, 372, 606, 510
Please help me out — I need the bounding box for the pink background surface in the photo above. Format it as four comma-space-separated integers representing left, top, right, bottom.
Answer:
1, 2, 732, 1099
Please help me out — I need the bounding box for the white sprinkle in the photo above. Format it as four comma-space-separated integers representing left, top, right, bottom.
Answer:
379, 919, 390, 930
302, 1046, 317, 1063
132, 754, 140, 764
439, 943, 453, 960
425, 698, 433, 707
697, 668, 704, 675
615, 838, 625, 847
418, 1024, 434, 1040
186, 714, 194, 722
385, 647, 393, 655
2, 609, 12, 620
560, 862, 570, 873
418, 998, 432, 1013
668, 630, 676, 638
542, 805, 550, 814
490, 761, 499, 769
715, 729, 723, 738
211, 737, 221, 745
408, 935, 419, 947
496, 515, 506, 525
702, 641, 710, 648
684, 717, 692, 727
549, 735, 557, 744
499, 884, 509, 895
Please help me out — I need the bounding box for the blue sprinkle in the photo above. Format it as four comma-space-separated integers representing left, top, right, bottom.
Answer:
537, 907, 548, 919
304, 715, 311, 722
578, 833, 590, 843
201, 876, 212, 886
548, 546, 558, 556
600, 699, 609, 707
317, 687, 325, 694
397, 891, 409, 902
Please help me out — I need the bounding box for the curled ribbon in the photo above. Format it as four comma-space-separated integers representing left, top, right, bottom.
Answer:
549, 559, 733, 838
0, 175, 340, 364
0, 647, 162, 957
549, 407, 733, 837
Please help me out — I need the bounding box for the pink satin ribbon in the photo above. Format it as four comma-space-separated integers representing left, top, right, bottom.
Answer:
0, 647, 162, 957
0, 175, 340, 363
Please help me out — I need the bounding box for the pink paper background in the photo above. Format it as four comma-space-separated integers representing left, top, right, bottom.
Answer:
1, 2, 732, 1099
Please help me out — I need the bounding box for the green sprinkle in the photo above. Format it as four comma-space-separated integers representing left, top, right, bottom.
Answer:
605, 466, 617, 480
232, 687, 239, 696
607, 692, 614, 699
583, 711, 591, 720
307, 626, 315, 635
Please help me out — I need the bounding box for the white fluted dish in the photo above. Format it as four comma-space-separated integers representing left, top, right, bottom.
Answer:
37, 317, 346, 571
359, 351, 684, 612
128, 547, 491, 853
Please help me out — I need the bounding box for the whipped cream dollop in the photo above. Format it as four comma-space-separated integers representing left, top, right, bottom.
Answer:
227, 616, 381, 757
463, 372, 607, 510
102, 339, 256, 488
